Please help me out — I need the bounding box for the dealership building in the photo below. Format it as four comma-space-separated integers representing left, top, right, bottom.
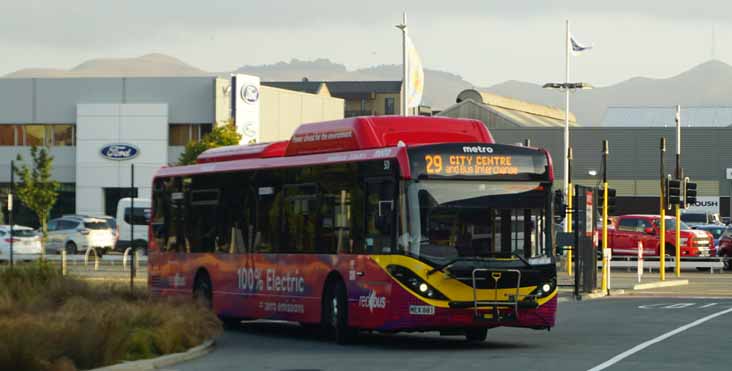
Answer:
3, 76, 732, 225
0, 76, 343, 224
440, 94, 732, 218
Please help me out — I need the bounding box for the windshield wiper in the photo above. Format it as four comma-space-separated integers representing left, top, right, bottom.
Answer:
511, 252, 532, 267
426, 253, 532, 276
426, 257, 490, 276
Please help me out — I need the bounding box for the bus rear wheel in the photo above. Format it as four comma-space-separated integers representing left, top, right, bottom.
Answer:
193, 273, 213, 310
465, 328, 488, 342
323, 280, 355, 344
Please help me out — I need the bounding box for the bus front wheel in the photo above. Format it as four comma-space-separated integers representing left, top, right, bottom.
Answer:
465, 327, 488, 342
323, 280, 355, 344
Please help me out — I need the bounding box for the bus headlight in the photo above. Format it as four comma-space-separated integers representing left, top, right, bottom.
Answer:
532, 278, 556, 298
387, 265, 448, 300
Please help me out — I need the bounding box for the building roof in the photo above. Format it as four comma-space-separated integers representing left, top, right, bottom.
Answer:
325, 81, 402, 95
263, 80, 402, 99
439, 89, 577, 128
602, 106, 732, 127
261, 81, 328, 95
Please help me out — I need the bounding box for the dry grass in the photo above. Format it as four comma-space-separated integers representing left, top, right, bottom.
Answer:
0, 262, 221, 371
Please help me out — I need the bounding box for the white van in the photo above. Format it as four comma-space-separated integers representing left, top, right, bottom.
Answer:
116, 197, 151, 252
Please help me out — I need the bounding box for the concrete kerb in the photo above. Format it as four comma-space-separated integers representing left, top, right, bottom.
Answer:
558, 278, 690, 302
558, 289, 626, 302
632, 279, 689, 291
89, 339, 214, 371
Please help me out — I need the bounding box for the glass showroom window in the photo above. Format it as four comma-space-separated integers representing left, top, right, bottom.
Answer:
0, 125, 18, 146
52, 125, 74, 146
0, 125, 74, 146
169, 124, 213, 145
24, 125, 45, 146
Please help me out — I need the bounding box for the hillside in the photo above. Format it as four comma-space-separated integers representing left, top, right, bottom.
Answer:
235, 59, 473, 109
6, 54, 732, 124
484, 60, 732, 125
5, 53, 210, 78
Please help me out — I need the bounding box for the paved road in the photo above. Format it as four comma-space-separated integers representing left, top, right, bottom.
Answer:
173, 297, 732, 371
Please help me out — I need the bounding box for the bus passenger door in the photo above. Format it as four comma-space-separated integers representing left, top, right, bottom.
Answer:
349, 178, 396, 327
364, 178, 396, 255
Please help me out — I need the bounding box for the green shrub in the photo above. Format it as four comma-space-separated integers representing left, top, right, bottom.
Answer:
0, 263, 222, 371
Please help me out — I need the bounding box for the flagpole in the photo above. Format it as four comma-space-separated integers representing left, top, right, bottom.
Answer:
397, 12, 408, 116
564, 19, 570, 214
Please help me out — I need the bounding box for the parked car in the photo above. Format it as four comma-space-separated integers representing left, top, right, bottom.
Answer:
63, 214, 119, 250
96, 215, 119, 249
681, 211, 722, 228
116, 198, 151, 253
715, 229, 732, 270
601, 214, 714, 257
693, 224, 727, 253
0, 225, 42, 258
723, 217, 732, 226
46, 216, 116, 255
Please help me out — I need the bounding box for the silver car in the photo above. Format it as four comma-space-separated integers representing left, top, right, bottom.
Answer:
46, 216, 116, 255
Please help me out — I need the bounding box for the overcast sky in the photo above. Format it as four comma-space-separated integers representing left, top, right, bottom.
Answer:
2, 1, 730, 86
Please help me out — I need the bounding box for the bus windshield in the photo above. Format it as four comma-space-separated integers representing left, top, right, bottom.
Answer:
402, 180, 550, 266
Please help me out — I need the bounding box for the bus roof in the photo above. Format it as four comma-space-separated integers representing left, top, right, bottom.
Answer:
197, 116, 492, 164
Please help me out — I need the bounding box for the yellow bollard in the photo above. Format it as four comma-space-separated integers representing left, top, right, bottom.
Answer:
675, 205, 681, 277
61, 249, 67, 276
94, 249, 99, 272
567, 185, 573, 276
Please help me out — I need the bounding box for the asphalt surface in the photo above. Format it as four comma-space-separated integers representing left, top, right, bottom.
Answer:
171, 297, 732, 371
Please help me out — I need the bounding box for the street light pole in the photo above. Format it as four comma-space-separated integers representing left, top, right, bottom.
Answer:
563, 20, 570, 207
675, 105, 682, 277
9, 160, 14, 269
396, 12, 408, 117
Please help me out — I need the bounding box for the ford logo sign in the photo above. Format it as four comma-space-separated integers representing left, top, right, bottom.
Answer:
101, 144, 139, 160
241, 85, 259, 104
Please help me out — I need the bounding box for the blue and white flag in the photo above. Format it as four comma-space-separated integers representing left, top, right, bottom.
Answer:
570, 34, 593, 56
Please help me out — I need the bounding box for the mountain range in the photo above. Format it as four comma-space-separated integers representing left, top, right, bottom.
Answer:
6, 54, 732, 125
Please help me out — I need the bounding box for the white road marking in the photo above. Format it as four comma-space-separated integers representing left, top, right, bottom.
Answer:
587, 306, 732, 371
663, 303, 695, 309
699, 303, 718, 308
637, 303, 668, 309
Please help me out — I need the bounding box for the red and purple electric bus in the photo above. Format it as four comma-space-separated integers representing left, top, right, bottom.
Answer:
149, 116, 558, 343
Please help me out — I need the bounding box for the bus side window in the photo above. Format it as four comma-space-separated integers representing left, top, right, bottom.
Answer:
254, 169, 284, 253
220, 172, 253, 254
315, 163, 361, 254
364, 180, 395, 253
152, 178, 169, 252
283, 183, 319, 253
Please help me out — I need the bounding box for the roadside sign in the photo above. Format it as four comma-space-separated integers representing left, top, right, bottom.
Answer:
726, 168, 732, 180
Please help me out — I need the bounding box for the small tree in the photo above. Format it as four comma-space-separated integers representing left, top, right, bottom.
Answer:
178, 122, 243, 165
13, 146, 60, 258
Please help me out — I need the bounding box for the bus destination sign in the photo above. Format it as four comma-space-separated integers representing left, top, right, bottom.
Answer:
409, 144, 548, 180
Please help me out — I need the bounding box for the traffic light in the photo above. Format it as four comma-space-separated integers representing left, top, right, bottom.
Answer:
666, 177, 682, 207
554, 189, 566, 223
684, 177, 697, 209
598, 187, 617, 216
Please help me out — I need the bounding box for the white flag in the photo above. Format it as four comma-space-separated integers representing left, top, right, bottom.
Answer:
406, 34, 424, 108
570, 34, 593, 56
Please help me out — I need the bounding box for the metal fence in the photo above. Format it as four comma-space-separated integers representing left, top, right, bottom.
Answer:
1, 248, 148, 280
